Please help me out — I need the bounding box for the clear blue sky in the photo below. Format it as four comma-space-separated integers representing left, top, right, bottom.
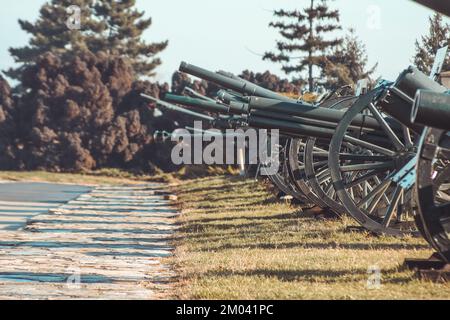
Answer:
0, 0, 448, 85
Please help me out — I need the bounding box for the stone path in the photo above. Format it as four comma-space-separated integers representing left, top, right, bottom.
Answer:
0, 183, 179, 299
0, 182, 91, 231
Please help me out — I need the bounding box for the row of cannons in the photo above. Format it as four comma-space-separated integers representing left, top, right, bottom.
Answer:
142, 59, 450, 277
141, 1, 450, 280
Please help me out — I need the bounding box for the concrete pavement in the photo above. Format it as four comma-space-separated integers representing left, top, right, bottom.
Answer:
0, 183, 178, 299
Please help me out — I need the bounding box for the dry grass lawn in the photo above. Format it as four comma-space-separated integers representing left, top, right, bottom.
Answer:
172, 175, 450, 299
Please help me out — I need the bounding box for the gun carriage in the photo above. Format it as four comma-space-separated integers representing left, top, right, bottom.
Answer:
141, 59, 449, 244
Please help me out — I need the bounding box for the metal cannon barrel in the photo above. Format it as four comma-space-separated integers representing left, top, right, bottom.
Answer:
141, 93, 215, 121
164, 93, 229, 114
250, 109, 381, 134
411, 90, 450, 130
246, 97, 383, 130
217, 89, 247, 104
179, 62, 295, 102
247, 114, 336, 139
378, 66, 448, 132
183, 87, 216, 103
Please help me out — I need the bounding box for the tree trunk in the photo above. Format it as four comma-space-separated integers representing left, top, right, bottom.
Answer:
308, 0, 314, 92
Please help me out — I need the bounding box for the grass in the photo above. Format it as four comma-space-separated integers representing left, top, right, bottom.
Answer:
172, 175, 450, 300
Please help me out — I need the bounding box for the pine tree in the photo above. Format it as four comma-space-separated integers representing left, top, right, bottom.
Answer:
321, 30, 377, 90
5, 0, 102, 81
414, 13, 450, 75
263, 0, 342, 92
92, 0, 168, 77
5, 0, 167, 81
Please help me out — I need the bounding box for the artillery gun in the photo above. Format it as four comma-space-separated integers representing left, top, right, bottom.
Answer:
141, 92, 310, 204
409, 88, 450, 264
142, 45, 449, 239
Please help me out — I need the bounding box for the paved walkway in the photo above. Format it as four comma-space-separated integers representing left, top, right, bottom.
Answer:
0, 183, 178, 299
0, 182, 91, 231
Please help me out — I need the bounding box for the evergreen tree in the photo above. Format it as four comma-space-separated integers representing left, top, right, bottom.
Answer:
93, 0, 168, 77
263, 0, 342, 92
5, 0, 167, 81
321, 30, 377, 90
5, 0, 102, 81
414, 13, 450, 75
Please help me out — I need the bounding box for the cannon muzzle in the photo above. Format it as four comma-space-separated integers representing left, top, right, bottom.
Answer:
378, 66, 447, 132
411, 90, 450, 130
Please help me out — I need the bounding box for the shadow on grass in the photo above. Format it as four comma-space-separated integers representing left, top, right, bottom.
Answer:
201, 241, 430, 251
197, 266, 409, 284
186, 212, 300, 225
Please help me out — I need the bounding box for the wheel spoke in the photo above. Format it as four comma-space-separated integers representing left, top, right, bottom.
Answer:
340, 161, 395, 172
367, 183, 389, 214
344, 135, 397, 157
402, 126, 414, 149
313, 160, 329, 169
344, 168, 389, 189
368, 103, 404, 150
339, 154, 392, 162
356, 179, 391, 208
372, 176, 391, 205
382, 186, 403, 227
312, 152, 329, 158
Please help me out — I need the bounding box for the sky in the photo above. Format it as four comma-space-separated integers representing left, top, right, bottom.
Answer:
0, 0, 448, 85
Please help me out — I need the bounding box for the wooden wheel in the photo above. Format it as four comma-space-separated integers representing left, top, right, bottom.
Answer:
329, 90, 420, 236
416, 128, 450, 261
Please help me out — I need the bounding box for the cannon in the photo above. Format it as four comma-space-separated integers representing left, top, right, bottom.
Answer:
179, 62, 297, 103
178, 62, 405, 218
326, 66, 448, 236
143, 56, 449, 237
411, 91, 450, 130
415, 127, 450, 263
411, 85, 450, 264
141, 91, 316, 205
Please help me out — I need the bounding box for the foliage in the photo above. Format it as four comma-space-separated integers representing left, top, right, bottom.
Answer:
320, 30, 377, 90
5, 0, 167, 81
263, 0, 342, 92
414, 13, 450, 75
15, 50, 170, 172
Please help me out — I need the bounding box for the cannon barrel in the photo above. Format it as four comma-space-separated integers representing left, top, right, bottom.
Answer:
412, 0, 450, 17
164, 93, 229, 114
378, 66, 447, 132
183, 87, 216, 103
179, 62, 295, 102
248, 113, 391, 148
247, 114, 336, 139
411, 90, 450, 130
247, 97, 383, 130
250, 109, 381, 134
141, 93, 215, 121
217, 89, 247, 104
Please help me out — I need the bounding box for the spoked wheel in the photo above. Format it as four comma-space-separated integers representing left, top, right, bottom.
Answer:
264, 137, 313, 205
303, 96, 358, 216
416, 128, 450, 262
329, 91, 420, 236
286, 138, 329, 208
304, 138, 347, 215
